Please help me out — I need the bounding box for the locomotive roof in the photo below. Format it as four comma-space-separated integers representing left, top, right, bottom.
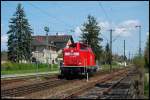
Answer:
69, 42, 89, 47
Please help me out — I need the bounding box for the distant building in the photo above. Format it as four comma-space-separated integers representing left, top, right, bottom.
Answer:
31, 34, 74, 64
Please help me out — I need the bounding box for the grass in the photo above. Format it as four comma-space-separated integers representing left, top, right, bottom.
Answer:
1, 61, 59, 75
101, 61, 124, 71
1, 61, 127, 75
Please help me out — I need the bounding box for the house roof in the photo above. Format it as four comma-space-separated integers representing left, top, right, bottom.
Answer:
31, 35, 74, 50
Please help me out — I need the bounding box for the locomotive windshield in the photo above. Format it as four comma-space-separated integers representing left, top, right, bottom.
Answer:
80, 44, 88, 50
69, 43, 77, 48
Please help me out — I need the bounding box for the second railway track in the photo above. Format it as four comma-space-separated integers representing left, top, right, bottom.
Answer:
1, 78, 70, 98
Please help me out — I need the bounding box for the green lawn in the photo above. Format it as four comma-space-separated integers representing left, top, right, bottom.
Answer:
1, 61, 127, 75
1, 62, 59, 75
101, 62, 125, 71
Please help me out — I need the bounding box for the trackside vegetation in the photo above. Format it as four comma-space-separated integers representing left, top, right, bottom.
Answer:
133, 55, 149, 98
1, 62, 59, 75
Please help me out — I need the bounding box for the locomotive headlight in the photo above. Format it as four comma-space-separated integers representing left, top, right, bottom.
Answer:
74, 52, 79, 56
65, 52, 70, 56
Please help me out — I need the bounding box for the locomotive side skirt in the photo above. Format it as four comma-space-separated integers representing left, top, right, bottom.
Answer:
60, 66, 97, 75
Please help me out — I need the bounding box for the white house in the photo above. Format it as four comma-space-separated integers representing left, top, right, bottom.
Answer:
31, 34, 74, 64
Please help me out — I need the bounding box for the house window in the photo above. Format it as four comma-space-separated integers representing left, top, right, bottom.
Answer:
36, 36, 43, 42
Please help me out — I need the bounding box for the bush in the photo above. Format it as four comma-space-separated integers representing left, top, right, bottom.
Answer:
112, 61, 118, 66
144, 73, 149, 98
1, 61, 14, 70
133, 56, 145, 68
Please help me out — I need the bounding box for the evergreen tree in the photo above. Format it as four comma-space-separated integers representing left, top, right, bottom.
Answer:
80, 15, 103, 60
7, 3, 33, 63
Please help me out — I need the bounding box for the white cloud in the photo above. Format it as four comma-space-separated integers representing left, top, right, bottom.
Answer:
73, 19, 140, 39
114, 27, 131, 37
118, 20, 140, 29
113, 19, 140, 37
1, 34, 8, 43
98, 20, 140, 37
98, 21, 110, 30
74, 26, 82, 37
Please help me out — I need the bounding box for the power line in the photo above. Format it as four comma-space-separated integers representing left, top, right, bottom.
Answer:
28, 2, 74, 29
98, 2, 125, 44
98, 2, 111, 23
3, 2, 70, 34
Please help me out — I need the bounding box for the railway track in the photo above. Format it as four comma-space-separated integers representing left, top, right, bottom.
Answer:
1, 78, 26, 86
1, 74, 59, 91
1, 78, 70, 98
1, 67, 123, 86
1, 67, 136, 99
65, 66, 138, 99
46, 67, 130, 99
97, 67, 139, 99
1, 74, 66, 99
1, 74, 58, 86
1, 69, 110, 98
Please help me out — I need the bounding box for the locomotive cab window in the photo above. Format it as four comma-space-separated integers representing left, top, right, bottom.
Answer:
80, 44, 88, 50
69, 43, 77, 48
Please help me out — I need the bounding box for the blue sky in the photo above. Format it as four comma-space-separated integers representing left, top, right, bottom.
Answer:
1, 1, 149, 58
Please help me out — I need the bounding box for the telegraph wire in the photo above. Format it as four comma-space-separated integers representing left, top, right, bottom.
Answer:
98, 2, 111, 24
98, 2, 124, 43
28, 2, 75, 30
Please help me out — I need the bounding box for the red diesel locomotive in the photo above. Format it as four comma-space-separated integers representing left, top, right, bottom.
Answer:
60, 42, 97, 76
